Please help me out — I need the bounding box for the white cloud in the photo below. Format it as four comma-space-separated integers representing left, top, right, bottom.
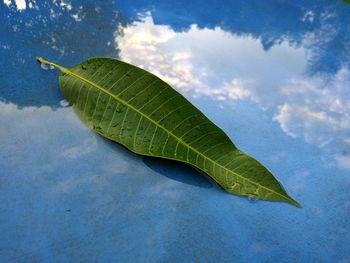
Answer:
116, 14, 307, 103
3, 0, 11, 7
0, 101, 134, 194
274, 68, 350, 148
49, 173, 99, 193
61, 136, 98, 159
3, 0, 76, 15
335, 154, 350, 171
115, 13, 350, 170
15, 0, 26, 10
274, 104, 339, 147
53, 0, 72, 11
302, 10, 315, 23
0, 102, 98, 173
3, 0, 26, 10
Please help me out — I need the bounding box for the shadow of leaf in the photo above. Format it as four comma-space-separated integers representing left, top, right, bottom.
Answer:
142, 157, 213, 189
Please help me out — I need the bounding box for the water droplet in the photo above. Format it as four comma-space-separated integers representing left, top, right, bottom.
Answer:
49, 64, 54, 70
248, 195, 259, 202
59, 99, 69, 107
41, 62, 49, 70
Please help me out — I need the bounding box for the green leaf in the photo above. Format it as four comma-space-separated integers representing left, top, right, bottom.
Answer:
37, 56, 301, 207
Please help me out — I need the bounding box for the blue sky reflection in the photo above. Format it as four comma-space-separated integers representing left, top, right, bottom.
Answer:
115, 13, 350, 171
1, 1, 350, 261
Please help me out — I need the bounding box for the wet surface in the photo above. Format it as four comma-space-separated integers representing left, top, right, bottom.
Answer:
1, 1, 350, 262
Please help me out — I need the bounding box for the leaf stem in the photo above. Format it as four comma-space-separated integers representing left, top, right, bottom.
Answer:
36, 57, 69, 74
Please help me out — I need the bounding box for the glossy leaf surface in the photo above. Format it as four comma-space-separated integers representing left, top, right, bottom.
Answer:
38, 57, 300, 207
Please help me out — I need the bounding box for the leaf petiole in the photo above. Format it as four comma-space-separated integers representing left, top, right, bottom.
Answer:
36, 57, 69, 74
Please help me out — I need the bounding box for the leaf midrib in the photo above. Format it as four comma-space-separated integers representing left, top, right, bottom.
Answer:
49, 59, 295, 204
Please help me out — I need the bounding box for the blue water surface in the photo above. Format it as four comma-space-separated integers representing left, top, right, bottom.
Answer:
1, 1, 349, 262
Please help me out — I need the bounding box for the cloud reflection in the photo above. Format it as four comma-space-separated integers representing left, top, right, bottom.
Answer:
3, 0, 26, 10
115, 13, 350, 170
0, 101, 132, 191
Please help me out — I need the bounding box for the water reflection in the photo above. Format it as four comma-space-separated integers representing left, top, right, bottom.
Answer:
115, 13, 350, 171
1, 0, 119, 107
1, 1, 350, 261
116, 0, 350, 72
1, 0, 349, 178
1, 0, 349, 179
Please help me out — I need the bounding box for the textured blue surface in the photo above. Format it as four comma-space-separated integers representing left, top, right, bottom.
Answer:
1, 1, 350, 262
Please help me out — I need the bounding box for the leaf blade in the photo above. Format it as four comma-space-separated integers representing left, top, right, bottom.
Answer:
38, 56, 300, 207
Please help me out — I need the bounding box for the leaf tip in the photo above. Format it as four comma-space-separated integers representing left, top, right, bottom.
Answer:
286, 196, 302, 208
